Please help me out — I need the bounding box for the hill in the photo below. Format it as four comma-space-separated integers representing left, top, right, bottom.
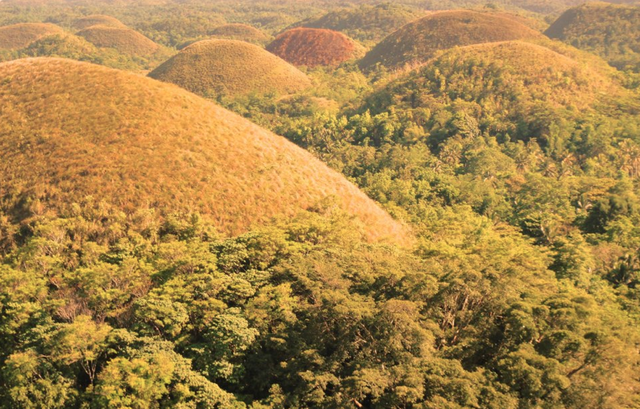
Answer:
0, 23, 64, 50
208, 23, 269, 43
0, 58, 404, 242
77, 25, 159, 56
72, 14, 128, 30
545, 2, 640, 72
359, 10, 544, 71
293, 3, 423, 44
266, 27, 364, 67
362, 40, 632, 149
149, 39, 310, 98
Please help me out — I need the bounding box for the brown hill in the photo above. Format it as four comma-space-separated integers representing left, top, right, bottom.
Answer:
0, 23, 64, 50
77, 25, 159, 56
0, 58, 406, 243
208, 23, 269, 43
359, 10, 544, 71
267, 27, 364, 68
72, 14, 127, 30
149, 39, 311, 98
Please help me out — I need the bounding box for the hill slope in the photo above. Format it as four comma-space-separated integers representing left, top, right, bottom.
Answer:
0, 58, 404, 242
72, 14, 128, 30
267, 27, 364, 67
545, 2, 640, 72
149, 39, 310, 98
0, 23, 64, 50
294, 3, 423, 44
77, 25, 159, 56
362, 40, 632, 148
359, 10, 544, 71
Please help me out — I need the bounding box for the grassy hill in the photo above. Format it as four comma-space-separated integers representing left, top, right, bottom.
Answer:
267, 27, 364, 67
77, 25, 160, 56
359, 10, 544, 71
293, 3, 423, 44
149, 39, 310, 98
208, 23, 269, 43
362, 40, 634, 149
0, 33, 152, 70
545, 2, 640, 72
0, 58, 405, 242
72, 14, 128, 30
0, 23, 64, 50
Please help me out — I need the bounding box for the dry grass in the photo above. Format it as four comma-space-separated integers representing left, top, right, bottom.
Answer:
0, 23, 64, 50
72, 15, 128, 30
77, 25, 159, 56
209, 23, 270, 44
149, 39, 311, 97
359, 10, 544, 71
0, 58, 408, 244
267, 27, 365, 68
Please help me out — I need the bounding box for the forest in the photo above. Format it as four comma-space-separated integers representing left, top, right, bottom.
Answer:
1, 0, 640, 408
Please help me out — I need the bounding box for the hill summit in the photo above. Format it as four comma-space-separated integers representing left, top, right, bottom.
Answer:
0, 23, 64, 50
149, 39, 310, 98
359, 10, 543, 71
77, 25, 159, 56
545, 2, 640, 72
0, 58, 404, 242
208, 23, 269, 43
72, 14, 127, 30
267, 27, 364, 67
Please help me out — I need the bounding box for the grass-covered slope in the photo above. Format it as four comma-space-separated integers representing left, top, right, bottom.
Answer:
294, 3, 423, 44
267, 27, 364, 68
359, 10, 544, 71
149, 39, 310, 98
72, 14, 128, 30
0, 58, 405, 242
0, 23, 64, 50
77, 25, 159, 56
545, 2, 640, 72
208, 23, 269, 43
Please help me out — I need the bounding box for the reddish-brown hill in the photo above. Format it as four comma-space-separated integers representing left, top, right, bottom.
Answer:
267, 27, 364, 67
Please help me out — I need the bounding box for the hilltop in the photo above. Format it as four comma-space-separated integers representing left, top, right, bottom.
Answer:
267, 27, 364, 67
208, 23, 269, 43
149, 39, 310, 98
0, 23, 64, 50
77, 25, 159, 56
293, 3, 423, 44
72, 14, 127, 30
359, 10, 543, 71
0, 58, 404, 242
545, 2, 640, 72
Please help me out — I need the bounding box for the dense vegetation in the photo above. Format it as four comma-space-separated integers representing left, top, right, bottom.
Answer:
545, 2, 640, 73
2, 0, 640, 408
292, 3, 423, 45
